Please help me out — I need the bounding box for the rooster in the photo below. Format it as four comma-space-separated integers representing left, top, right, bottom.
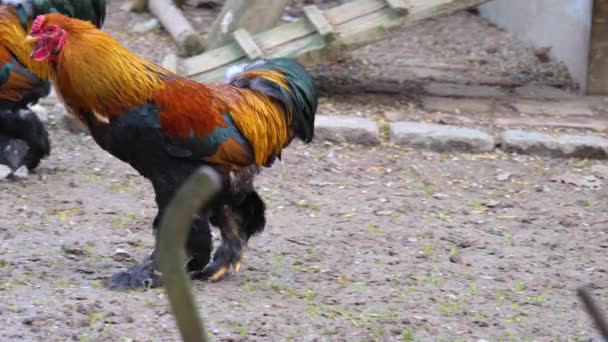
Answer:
27, 13, 317, 290
0, 0, 105, 171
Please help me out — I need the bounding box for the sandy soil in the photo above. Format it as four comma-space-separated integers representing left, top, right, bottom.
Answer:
1, 129, 607, 341
1, 1, 606, 341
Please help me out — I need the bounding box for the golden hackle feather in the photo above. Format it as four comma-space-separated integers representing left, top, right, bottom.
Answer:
0, 6, 49, 80
209, 84, 291, 167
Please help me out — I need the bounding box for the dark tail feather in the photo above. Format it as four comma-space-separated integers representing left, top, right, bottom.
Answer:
226, 58, 317, 143
31, 0, 106, 28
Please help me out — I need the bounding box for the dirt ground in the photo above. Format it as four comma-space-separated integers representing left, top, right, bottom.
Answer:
1, 1, 607, 341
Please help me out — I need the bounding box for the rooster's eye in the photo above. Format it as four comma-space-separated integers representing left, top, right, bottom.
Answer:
46, 27, 54, 32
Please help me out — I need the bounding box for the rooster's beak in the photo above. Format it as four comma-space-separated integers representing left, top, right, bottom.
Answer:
24, 35, 38, 45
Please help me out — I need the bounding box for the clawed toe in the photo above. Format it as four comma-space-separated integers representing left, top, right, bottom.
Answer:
192, 258, 242, 282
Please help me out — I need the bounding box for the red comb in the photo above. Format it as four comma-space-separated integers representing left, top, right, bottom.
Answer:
31, 15, 45, 34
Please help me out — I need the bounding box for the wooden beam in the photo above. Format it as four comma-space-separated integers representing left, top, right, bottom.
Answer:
148, 0, 204, 56
232, 29, 264, 59
303, 5, 336, 39
588, 0, 608, 95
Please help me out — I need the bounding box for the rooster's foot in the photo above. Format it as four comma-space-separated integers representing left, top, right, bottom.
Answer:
107, 255, 161, 290
192, 244, 243, 282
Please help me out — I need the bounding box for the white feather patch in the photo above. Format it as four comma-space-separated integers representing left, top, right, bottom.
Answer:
222, 59, 267, 84
2, 0, 33, 17
92, 111, 109, 124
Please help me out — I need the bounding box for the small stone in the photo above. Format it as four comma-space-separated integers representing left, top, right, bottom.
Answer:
390, 122, 495, 153
534, 46, 552, 63
383, 110, 407, 122
12, 166, 29, 179
500, 130, 608, 159
496, 171, 512, 181
474, 320, 489, 327
405, 237, 418, 244
591, 164, 608, 179
62, 243, 86, 256
433, 112, 476, 126
483, 199, 501, 208
521, 217, 533, 224
314, 115, 380, 146
449, 254, 463, 264
551, 173, 602, 189
0, 165, 11, 179
432, 193, 449, 199
130, 18, 160, 34
113, 248, 133, 262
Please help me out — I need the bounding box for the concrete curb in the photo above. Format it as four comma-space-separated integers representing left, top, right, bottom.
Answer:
314, 116, 608, 159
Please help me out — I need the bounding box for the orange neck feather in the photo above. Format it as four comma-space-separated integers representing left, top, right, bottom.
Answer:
46, 15, 175, 117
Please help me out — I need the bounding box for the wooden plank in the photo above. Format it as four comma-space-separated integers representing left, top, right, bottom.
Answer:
269, 34, 327, 58
303, 5, 335, 39
257, 20, 315, 51
385, 0, 409, 15
337, 8, 398, 35
588, 0, 608, 95
257, 0, 386, 50
232, 29, 264, 59
182, 43, 243, 75
324, 0, 386, 24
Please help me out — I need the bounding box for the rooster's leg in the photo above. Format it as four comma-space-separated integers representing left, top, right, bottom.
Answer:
108, 170, 214, 290
107, 210, 215, 290
184, 211, 214, 273
194, 206, 244, 281
196, 190, 266, 281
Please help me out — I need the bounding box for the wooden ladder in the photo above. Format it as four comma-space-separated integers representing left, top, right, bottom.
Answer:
181, 0, 489, 82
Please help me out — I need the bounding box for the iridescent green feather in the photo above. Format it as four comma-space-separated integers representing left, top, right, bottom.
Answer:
236, 58, 318, 143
